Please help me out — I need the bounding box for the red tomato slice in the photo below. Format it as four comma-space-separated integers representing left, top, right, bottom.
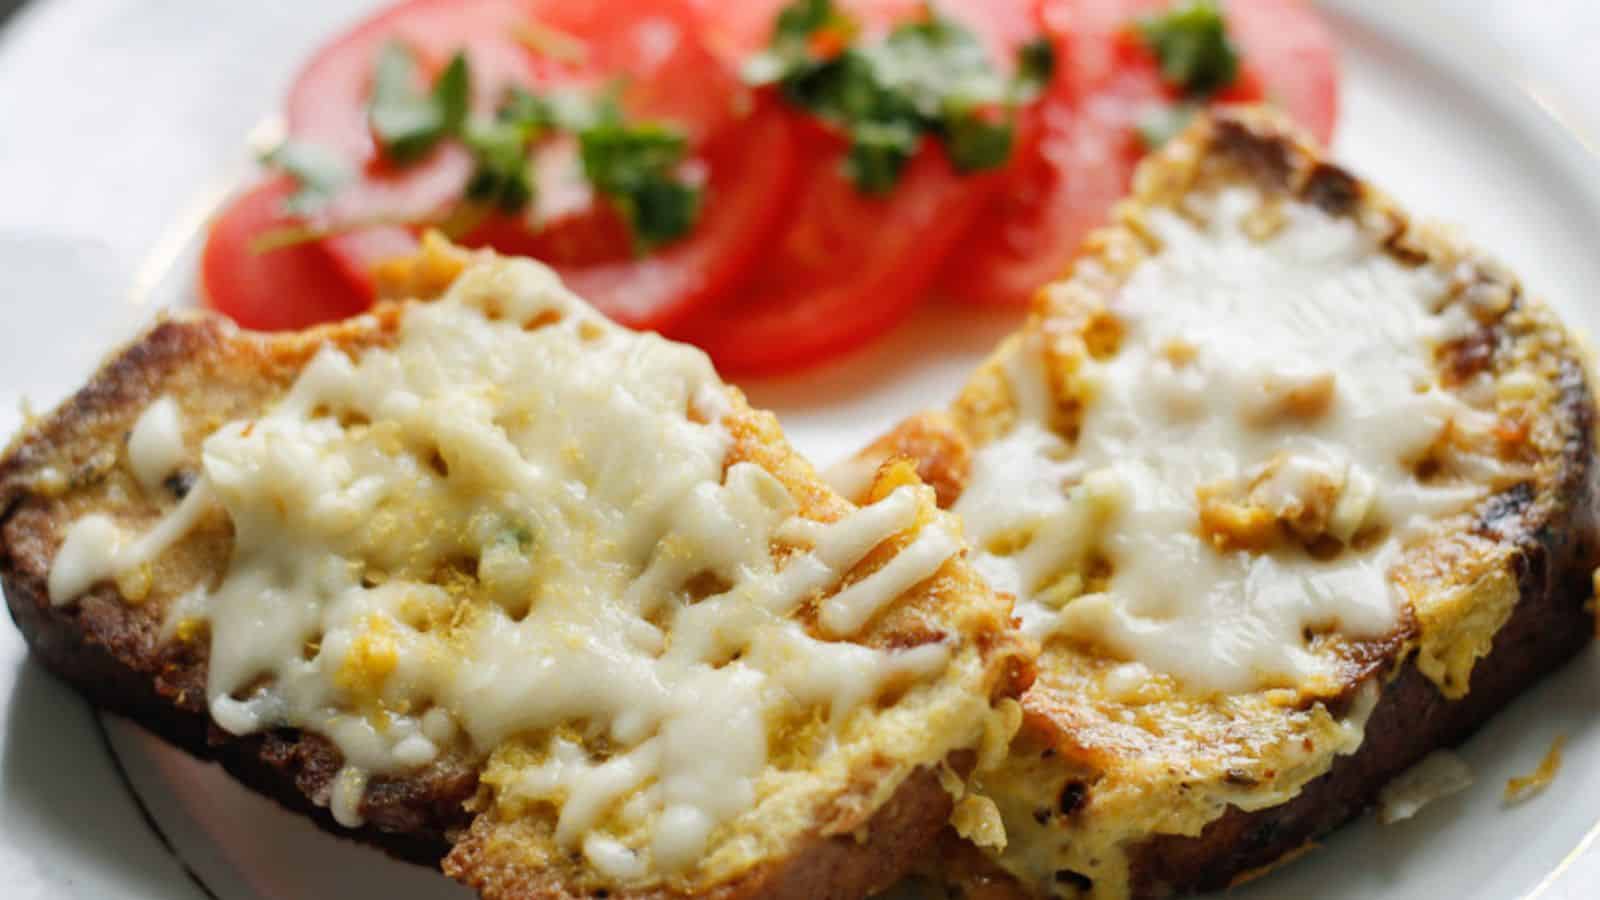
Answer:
269, 0, 798, 331
1222, 0, 1339, 145
462, 99, 801, 327
678, 0, 1040, 374
677, 125, 995, 375
201, 177, 372, 331
942, 0, 1339, 308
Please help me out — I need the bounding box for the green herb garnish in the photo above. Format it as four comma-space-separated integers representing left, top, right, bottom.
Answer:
261, 140, 351, 215
745, 0, 857, 84
943, 111, 1014, 173
751, 0, 1053, 193
844, 120, 921, 192
462, 119, 537, 212
370, 42, 472, 163
579, 116, 703, 250
1137, 0, 1239, 98
1014, 37, 1057, 102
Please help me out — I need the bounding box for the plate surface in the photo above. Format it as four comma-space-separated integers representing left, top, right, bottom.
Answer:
0, 1, 1597, 898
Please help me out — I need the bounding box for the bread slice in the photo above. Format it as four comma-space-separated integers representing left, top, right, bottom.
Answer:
842, 109, 1600, 898
0, 239, 1033, 899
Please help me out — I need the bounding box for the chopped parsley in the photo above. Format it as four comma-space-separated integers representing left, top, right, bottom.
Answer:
260, 140, 351, 215
1137, 1, 1240, 98
271, 43, 704, 252
578, 113, 703, 251
748, 0, 1054, 193
462, 118, 537, 212
494, 87, 704, 249
370, 42, 471, 163
1014, 37, 1058, 102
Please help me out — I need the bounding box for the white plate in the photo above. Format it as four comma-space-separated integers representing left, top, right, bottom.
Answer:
1, 1, 1597, 898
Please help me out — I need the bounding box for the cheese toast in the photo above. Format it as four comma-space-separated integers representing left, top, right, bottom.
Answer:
0, 239, 1033, 899
842, 110, 1600, 898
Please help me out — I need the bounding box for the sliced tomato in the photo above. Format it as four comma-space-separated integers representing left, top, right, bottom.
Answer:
678, 0, 1040, 374
266, 0, 798, 331
941, 0, 1339, 307
462, 99, 801, 327
676, 125, 994, 374
201, 177, 372, 331
1222, 0, 1339, 145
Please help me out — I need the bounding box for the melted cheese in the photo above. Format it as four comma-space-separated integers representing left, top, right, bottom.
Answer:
127, 395, 185, 493
958, 189, 1491, 694
48, 482, 212, 603
1377, 750, 1473, 824
49, 256, 958, 875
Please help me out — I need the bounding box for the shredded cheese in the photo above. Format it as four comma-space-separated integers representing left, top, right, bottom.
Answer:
48, 256, 959, 875
1505, 734, 1567, 804
958, 188, 1498, 694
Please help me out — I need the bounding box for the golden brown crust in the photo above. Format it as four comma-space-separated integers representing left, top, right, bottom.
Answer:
851, 109, 1600, 897
448, 763, 961, 900
1, 267, 1033, 898
0, 309, 475, 862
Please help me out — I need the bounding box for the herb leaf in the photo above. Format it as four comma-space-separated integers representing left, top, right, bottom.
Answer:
363, 46, 706, 251
370, 42, 472, 163
871, 15, 1010, 120
463, 119, 536, 212
752, 0, 1048, 191
1137, 0, 1239, 98
773, 0, 847, 46
578, 120, 702, 250
845, 121, 920, 194
745, 0, 857, 86
943, 109, 1014, 173
261, 141, 351, 215
1013, 37, 1057, 102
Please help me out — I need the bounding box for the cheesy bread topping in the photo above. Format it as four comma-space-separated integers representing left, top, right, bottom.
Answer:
958, 187, 1495, 695
50, 257, 964, 876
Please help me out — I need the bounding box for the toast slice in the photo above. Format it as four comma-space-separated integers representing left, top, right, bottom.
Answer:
0, 239, 1033, 899
841, 110, 1600, 898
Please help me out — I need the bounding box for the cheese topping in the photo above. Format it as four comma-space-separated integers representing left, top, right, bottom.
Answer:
48, 482, 212, 604
959, 188, 1495, 694
49, 257, 957, 872
127, 395, 186, 494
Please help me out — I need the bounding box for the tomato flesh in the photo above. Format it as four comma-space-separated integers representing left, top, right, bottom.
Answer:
681, 0, 1042, 373
201, 177, 372, 331
466, 100, 802, 328
942, 0, 1339, 308
679, 125, 995, 374
269, 0, 797, 332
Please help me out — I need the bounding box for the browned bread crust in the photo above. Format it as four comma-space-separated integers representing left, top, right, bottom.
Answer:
1, 311, 476, 863
2, 276, 1032, 898
853, 109, 1600, 898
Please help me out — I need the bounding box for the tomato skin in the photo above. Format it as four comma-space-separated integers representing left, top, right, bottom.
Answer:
942, 0, 1339, 308
677, 120, 996, 375
1222, 0, 1339, 145
201, 177, 373, 331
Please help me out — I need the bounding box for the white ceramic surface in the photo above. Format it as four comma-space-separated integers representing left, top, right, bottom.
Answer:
0, 1, 1597, 898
